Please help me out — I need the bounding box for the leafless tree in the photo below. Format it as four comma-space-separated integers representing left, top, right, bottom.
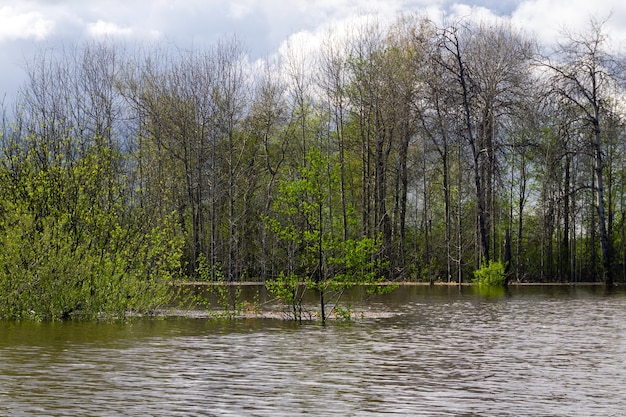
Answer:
545, 17, 624, 285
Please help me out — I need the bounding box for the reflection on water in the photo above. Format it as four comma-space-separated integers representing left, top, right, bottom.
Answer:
1, 285, 625, 416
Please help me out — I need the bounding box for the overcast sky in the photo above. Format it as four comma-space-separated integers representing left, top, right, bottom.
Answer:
1, 0, 625, 101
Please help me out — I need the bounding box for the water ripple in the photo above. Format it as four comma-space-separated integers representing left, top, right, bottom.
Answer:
1, 288, 625, 416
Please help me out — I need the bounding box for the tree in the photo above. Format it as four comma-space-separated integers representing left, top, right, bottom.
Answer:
246, 59, 291, 280
121, 45, 213, 272
264, 149, 385, 323
437, 21, 490, 265
344, 15, 428, 278
545, 17, 623, 285
121, 38, 250, 279
210, 37, 250, 281
318, 29, 351, 242
436, 20, 536, 273
415, 18, 459, 281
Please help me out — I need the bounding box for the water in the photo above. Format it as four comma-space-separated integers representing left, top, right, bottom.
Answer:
1, 285, 625, 416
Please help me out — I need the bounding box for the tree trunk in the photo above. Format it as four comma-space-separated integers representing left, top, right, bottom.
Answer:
593, 117, 613, 285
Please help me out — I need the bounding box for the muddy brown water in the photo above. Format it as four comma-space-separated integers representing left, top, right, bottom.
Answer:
1, 285, 624, 416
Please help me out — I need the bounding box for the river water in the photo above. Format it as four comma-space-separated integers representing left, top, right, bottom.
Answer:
1, 285, 625, 416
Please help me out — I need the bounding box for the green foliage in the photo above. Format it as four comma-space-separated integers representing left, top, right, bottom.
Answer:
330, 237, 386, 283
331, 304, 353, 321
264, 149, 390, 321
0, 139, 183, 321
195, 258, 247, 319
265, 272, 305, 321
473, 260, 507, 287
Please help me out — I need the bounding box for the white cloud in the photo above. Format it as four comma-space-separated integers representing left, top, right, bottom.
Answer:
511, 0, 626, 49
228, 1, 255, 19
448, 3, 501, 23
0, 5, 55, 42
2, 0, 626, 99
86, 20, 133, 38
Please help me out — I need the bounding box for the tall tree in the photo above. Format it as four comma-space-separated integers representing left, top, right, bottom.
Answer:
437, 20, 535, 268
211, 37, 250, 281
437, 21, 489, 265
246, 59, 291, 279
546, 17, 623, 285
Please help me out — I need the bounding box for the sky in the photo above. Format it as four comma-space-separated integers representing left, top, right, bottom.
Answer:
1, 0, 625, 102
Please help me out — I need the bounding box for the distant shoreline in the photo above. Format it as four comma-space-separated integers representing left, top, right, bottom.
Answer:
174, 281, 616, 286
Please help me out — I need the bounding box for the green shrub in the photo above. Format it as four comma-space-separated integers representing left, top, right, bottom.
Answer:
0, 145, 183, 321
265, 272, 305, 321
473, 260, 507, 286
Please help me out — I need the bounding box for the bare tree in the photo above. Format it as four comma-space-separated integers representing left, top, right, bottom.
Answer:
417, 19, 458, 281
19, 41, 124, 167
210, 37, 250, 280
437, 21, 489, 265
120, 44, 218, 271
437, 20, 535, 270
545, 17, 623, 285
318, 29, 351, 242
247, 58, 291, 279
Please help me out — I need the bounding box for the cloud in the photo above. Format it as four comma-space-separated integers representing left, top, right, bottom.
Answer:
0, 5, 55, 42
86, 20, 133, 38
1, 0, 626, 100
228, 1, 255, 19
447, 3, 501, 23
511, 0, 626, 49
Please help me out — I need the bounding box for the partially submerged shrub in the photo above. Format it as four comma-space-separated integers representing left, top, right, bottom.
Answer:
473, 260, 507, 286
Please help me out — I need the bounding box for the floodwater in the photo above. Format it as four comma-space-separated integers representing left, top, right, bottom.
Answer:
1, 285, 625, 416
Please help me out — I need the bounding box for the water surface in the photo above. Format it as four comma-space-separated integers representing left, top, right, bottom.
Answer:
1, 285, 624, 416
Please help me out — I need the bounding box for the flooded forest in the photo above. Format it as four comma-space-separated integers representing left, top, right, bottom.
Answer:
1, 14, 625, 319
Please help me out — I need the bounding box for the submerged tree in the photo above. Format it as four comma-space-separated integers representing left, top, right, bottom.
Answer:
264, 149, 386, 323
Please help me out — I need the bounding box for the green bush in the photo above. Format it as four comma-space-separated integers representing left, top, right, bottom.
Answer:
0, 201, 183, 321
265, 272, 305, 321
0, 145, 183, 321
473, 260, 507, 286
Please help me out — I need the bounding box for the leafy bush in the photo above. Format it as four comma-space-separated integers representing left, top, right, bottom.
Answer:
0, 144, 183, 321
473, 260, 507, 286
0, 198, 182, 320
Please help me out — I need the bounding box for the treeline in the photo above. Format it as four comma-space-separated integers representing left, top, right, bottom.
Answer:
1, 14, 625, 308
